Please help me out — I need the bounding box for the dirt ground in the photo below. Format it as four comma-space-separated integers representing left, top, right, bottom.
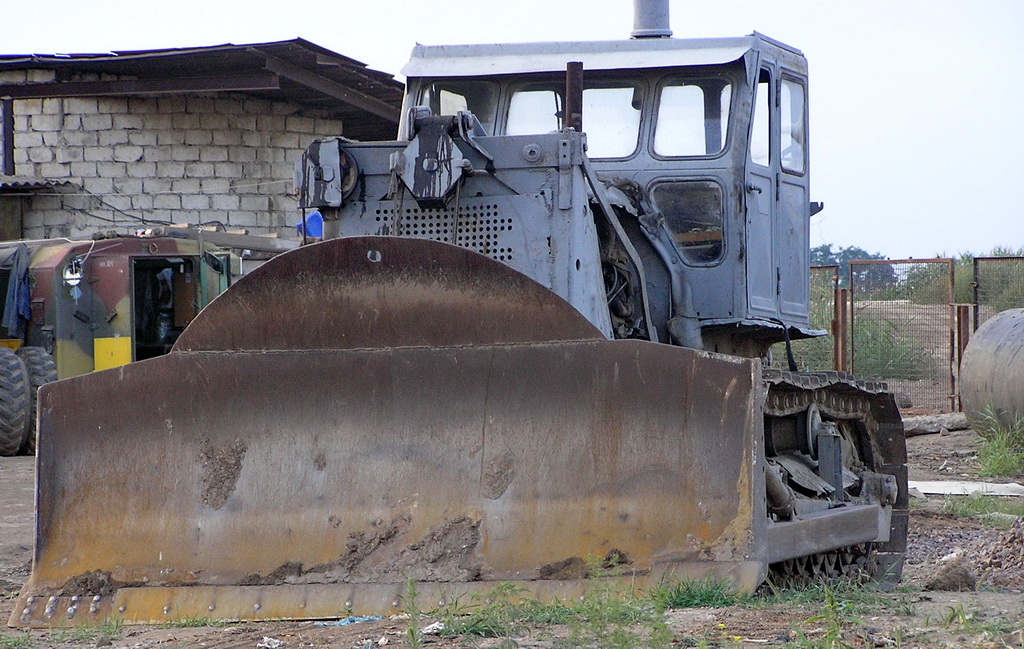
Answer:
1, 430, 1022, 649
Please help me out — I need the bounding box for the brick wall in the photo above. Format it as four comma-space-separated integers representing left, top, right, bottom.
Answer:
4, 71, 344, 240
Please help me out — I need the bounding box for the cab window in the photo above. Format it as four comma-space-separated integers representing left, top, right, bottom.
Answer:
750, 70, 770, 166
654, 78, 732, 157
781, 77, 806, 174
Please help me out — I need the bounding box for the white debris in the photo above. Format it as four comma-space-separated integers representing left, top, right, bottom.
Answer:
907, 480, 1024, 496
256, 637, 284, 649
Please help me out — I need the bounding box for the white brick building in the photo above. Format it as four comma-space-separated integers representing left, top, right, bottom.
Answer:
0, 40, 402, 241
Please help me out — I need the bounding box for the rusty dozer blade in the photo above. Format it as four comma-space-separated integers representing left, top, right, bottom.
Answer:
12, 237, 766, 627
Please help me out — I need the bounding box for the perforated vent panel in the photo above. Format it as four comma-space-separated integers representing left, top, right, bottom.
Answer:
373, 203, 514, 262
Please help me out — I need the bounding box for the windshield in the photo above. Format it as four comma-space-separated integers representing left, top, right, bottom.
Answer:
506, 82, 643, 158
419, 80, 500, 135
416, 74, 733, 160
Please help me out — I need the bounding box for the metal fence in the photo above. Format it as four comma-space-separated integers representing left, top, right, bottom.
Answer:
770, 266, 837, 371
778, 256, 1024, 413
849, 259, 954, 413
974, 256, 1024, 330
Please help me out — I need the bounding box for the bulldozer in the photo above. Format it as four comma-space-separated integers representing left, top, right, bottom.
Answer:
11, 0, 907, 627
0, 233, 238, 456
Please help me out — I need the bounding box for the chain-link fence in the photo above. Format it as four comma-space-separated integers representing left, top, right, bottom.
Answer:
769, 266, 837, 371
849, 259, 954, 413
766, 256, 1024, 412
974, 257, 1024, 330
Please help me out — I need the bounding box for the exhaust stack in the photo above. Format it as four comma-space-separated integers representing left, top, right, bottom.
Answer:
631, 0, 672, 38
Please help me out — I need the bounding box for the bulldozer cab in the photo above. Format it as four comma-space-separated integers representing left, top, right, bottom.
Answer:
399, 34, 815, 352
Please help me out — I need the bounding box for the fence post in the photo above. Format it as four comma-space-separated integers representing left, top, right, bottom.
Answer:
954, 304, 971, 412
833, 287, 849, 372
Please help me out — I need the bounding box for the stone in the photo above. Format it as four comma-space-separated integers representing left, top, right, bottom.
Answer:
99, 131, 129, 146
82, 114, 113, 130
31, 114, 61, 132
902, 412, 969, 437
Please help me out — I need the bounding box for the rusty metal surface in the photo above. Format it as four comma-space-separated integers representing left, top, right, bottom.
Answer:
14, 336, 763, 626
960, 308, 1024, 427
175, 236, 604, 352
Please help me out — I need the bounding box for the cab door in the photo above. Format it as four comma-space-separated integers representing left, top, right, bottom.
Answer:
777, 74, 810, 322
745, 65, 778, 318
745, 66, 811, 325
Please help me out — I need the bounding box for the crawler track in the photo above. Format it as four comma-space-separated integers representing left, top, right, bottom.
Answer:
763, 370, 909, 585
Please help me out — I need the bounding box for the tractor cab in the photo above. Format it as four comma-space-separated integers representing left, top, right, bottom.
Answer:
400, 34, 816, 353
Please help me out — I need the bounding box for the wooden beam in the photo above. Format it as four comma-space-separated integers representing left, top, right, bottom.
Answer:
1, 100, 13, 175
258, 52, 400, 123
0, 73, 281, 99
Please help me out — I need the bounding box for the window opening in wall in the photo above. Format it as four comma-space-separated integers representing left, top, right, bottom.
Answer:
132, 257, 198, 361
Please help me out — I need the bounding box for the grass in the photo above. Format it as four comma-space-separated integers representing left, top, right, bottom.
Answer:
941, 493, 1024, 527
852, 315, 938, 380
0, 633, 32, 649
785, 586, 860, 649
432, 576, 920, 648
46, 617, 124, 644
435, 581, 671, 648
647, 576, 751, 609
161, 614, 232, 628
971, 408, 1024, 478
760, 579, 915, 618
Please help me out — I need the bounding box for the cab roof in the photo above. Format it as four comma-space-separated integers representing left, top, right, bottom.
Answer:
401, 33, 803, 78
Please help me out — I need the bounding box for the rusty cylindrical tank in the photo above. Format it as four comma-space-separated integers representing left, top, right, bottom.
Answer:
960, 308, 1024, 428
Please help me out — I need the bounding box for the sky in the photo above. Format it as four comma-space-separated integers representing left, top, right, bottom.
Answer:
2, 0, 1022, 259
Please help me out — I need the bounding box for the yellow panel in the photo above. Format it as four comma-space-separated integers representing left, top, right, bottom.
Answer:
55, 340, 94, 379
0, 339, 22, 351
94, 337, 132, 371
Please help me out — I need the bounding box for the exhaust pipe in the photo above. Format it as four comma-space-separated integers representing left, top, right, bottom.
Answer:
631, 0, 672, 38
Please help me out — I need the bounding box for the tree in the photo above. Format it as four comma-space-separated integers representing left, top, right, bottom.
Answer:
811, 244, 893, 290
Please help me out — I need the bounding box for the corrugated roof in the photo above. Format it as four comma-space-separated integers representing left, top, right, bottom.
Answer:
0, 39, 405, 141
0, 177, 72, 190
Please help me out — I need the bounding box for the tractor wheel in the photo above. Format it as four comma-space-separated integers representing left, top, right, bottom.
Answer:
17, 346, 58, 455
0, 347, 30, 457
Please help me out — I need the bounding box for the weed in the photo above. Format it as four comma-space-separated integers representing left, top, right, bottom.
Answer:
402, 579, 423, 649
567, 582, 670, 649
441, 583, 570, 638
439, 581, 671, 648
970, 408, 1024, 478
648, 577, 749, 610
0, 632, 32, 649
942, 602, 974, 628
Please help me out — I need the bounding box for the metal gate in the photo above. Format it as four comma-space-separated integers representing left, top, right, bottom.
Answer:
849, 259, 954, 413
